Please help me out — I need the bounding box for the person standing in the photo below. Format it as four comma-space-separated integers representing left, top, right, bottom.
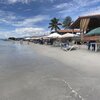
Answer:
88, 41, 91, 50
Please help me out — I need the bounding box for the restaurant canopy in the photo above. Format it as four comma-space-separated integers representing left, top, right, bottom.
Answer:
47, 33, 62, 38
86, 27, 100, 36
61, 33, 78, 38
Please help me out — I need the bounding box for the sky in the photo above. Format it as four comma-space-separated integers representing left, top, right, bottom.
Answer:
0, 0, 100, 38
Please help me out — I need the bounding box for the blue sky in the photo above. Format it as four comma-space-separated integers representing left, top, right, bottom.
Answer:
0, 0, 100, 38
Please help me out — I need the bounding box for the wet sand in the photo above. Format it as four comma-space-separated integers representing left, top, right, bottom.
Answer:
0, 41, 100, 100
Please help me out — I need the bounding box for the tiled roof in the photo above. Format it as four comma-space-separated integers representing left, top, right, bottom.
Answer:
58, 29, 80, 33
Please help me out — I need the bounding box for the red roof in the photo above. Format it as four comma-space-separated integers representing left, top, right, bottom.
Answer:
58, 29, 80, 33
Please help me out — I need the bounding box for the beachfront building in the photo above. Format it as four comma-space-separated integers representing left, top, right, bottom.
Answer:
70, 14, 100, 41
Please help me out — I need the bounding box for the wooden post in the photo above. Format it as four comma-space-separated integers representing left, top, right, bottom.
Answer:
80, 29, 84, 44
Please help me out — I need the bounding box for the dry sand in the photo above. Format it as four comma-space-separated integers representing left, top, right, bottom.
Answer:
28, 43, 100, 100
31, 43, 100, 76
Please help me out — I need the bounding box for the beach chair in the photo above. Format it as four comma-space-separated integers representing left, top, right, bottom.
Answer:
62, 45, 78, 51
68, 45, 78, 51
61, 43, 69, 51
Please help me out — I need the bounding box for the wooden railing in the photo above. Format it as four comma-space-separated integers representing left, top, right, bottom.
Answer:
83, 36, 100, 41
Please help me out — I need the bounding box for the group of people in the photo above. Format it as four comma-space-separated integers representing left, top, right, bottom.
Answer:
37, 38, 55, 45
20, 40, 30, 45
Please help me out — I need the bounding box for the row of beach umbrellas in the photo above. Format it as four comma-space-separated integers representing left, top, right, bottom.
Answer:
25, 32, 79, 40
44, 32, 79, 38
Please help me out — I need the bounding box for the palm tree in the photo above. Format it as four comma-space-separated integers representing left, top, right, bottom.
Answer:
48, 17, 61, 32
62, 16, 72, 29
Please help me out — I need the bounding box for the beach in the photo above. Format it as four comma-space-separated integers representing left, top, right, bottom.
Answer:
0, 41, 100, 100
33, 43, 100, 75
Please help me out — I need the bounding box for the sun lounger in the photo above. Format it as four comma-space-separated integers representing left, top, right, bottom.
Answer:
62, 45, 78, 51
68, 45, 78, 51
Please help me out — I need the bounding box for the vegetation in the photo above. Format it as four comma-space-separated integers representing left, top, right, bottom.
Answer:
62, 16, 72, 29
48, 17, 62, 32
8, 37, 24, 41
8, 37, 16, 40
48, 16, 73, 32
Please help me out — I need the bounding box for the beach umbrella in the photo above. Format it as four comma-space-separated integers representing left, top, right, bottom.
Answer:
61, 33, 78, 38
31, 37, 40, 40
86, 27, 100, 36
76, 32, 80, 35
43, 35, 49, 39
47, 33, 62, 38
24, 37, 31, 40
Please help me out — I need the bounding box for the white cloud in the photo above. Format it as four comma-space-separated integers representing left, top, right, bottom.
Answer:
15, 27, 44, 34
0, 31, 13, 38
0, 27, 46, 38
0, 0, 55, 4
55, 3, 72, 9
0, 10, 49, 38
13, 15, 49, 27
24, 9, 32, 12
0, 10, 49, 27
0, 10, 18, 22
55, 0, 100, 15
82, 6, 100, 16
7, 0, 31, 4
72, 0, 100, 8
